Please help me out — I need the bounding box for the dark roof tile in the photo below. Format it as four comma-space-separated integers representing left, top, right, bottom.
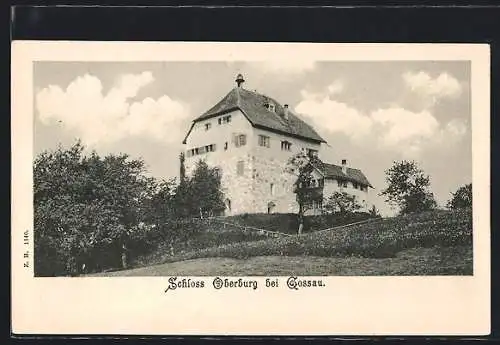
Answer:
192, 87, 326, 143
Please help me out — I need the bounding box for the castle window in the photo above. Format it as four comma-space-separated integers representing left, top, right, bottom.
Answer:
281, 140, 292, 151
224, 142, 228, 150
188, 144, 216, 157
258, 135, 270, 148
218, 115, 232, 125
270, 183, 275, 196
237, 161, 245, 176
234, 134, 247, 147
205, 123, 211, 131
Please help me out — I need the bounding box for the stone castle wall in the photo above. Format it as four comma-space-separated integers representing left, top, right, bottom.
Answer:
183, 108, 377, 215
183, 109, 324, 215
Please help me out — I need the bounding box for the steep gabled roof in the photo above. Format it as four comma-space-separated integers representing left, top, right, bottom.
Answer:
184, 87, 326, 144
315, 160, 373, 188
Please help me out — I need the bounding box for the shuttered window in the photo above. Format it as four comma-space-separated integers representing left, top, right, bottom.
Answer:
259, 135, 270, 148
237, 161, 245, 176
234, 134, 247, 147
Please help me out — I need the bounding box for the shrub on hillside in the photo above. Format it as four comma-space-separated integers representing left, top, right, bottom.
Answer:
165, 209, 472, 262
130, 224, 269, 267
226, 212, 377, 234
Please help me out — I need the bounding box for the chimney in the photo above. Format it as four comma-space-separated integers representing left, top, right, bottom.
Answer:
283, 104, 289, 120
341, 159, 347, 174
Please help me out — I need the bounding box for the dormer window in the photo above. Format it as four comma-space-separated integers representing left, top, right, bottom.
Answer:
268, 104, 275, 112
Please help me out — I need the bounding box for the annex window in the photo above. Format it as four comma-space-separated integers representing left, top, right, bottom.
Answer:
337, 180, 348, 188
237, 161, 245, 176
234, 134, 247, 147
258, 135, 270, 148
312, 200, 323, 210
281, 140, 292, 151
204, 123, 212, 131
353, 182, 359, 189
205, 144, 216, 153
306, 148, 318, 157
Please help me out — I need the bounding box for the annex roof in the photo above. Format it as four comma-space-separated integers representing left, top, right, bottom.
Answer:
315, 160, 373, 188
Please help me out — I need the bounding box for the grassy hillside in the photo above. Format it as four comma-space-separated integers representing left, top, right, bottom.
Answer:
225, 212, 376, 234
126, 209, 472, 275
95, 246, 472, 276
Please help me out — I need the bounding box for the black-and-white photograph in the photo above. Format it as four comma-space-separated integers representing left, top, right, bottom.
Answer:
32, 59, 473, 277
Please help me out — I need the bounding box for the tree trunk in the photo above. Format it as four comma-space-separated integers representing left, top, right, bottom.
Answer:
121, 243, 128, 269
297, 205, 304, 235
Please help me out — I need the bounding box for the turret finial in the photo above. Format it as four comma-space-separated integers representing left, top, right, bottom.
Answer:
235, 73, 245, 87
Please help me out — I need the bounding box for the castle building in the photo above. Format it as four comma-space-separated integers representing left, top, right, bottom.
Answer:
182, 74, 373, 215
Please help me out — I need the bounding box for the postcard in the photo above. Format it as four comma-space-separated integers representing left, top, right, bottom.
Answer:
11, 41, 490, 335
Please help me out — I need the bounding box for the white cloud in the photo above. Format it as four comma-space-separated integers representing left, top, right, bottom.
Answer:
443, 118, 467, 137
370, 107, 440, 156
36, 72, 190, 147
295, 81, 467, 157
327, 80, 343, 95
295, 96, 372, 141
403, 71, 462, 105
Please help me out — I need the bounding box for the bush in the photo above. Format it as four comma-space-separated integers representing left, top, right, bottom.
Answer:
226, 212, 376, 234
164, 209, 472, 262
130, 220, 270, 267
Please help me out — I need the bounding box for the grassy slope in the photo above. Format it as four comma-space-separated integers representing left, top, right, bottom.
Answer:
94, 209, 472, 276
94, 246, 472, 276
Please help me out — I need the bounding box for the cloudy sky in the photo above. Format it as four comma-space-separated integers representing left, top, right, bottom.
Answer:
33, 60, 471, 216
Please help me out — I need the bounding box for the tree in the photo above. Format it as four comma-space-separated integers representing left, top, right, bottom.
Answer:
179, 152, 186, 182
380, 160, 437, 215
173, 159, 225, 218
143, 178, 178, 226
369, 204, 380, 217
34, 141, 155, 276
285, 151, 323, 233
323, 191, 362, 215
447, 183, 472, 209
